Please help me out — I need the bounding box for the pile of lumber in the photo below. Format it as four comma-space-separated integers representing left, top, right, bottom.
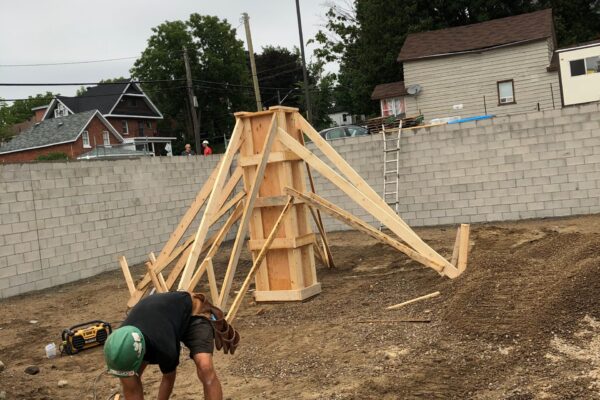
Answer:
365, 114, 424, 134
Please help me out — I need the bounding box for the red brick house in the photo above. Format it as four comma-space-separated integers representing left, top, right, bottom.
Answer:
0, 110, 125, 163
37, 79, 173, 154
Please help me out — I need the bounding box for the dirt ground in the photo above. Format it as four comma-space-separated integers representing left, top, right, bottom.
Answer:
2, 214, 600, 399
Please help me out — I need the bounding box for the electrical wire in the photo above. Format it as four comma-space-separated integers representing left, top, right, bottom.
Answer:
0, 79, 187, 86
0, 57, 138, 67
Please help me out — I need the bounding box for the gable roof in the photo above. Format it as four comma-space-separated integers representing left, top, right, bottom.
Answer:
371, 81, 408, 100
398, 9, 554, 62
44, 80, 163, 119
0, 110, 122, 155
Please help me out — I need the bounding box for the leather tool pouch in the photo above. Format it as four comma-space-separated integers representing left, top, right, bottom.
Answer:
190, 292, 241, 355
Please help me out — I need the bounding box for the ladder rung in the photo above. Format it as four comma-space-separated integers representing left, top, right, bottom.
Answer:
384, 170, 398, 174
384, 192, 397, 195
385, 158, 398, 162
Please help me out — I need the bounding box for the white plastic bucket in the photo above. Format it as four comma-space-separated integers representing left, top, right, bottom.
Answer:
45, 343, 57, 358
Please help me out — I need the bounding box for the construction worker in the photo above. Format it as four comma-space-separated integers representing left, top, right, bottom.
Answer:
181, 143, 196, 156
202, 140, 213, 156
103, 292, 239, 400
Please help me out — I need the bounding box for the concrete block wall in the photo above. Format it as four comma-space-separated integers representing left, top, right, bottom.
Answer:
0, 156, 221, 298
1, 102, 600, 297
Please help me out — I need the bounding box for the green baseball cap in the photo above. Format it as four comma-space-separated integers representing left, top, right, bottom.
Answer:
104, 326, 146, 377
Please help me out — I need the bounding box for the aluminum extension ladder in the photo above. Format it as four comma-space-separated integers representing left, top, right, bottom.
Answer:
381, 120, 403, 221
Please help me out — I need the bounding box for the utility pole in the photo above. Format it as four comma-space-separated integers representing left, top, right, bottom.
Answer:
295, 0, 313, 124
242, 13, 262, 111
183, 47, 201, 154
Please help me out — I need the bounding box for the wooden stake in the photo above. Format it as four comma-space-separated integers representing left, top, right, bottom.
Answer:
457, 224, 470, 273
450, 227, 461, 267
178, 119, 245, 290
386, 291, 441, 310
218, 114, 279, 308
118, 256, 136, 296
226, 196, 295, 323
146, 262, 166, 293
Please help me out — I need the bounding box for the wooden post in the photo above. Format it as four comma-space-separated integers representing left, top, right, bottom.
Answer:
119, 256, 136, 296
457, 224, 470, 273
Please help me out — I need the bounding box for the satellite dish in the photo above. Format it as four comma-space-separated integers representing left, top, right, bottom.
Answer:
407, 84, 422, 95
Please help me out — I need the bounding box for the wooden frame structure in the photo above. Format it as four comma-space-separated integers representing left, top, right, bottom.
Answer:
118, 106, 469, 322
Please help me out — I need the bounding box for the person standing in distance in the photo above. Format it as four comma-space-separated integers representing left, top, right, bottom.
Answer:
202, 140, 213, 156
181, 143, 196, 156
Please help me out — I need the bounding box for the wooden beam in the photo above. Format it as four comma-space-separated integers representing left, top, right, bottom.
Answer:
226, 196, 295, 323
247, 233, 314, 250
386, 291, 441, 310
285, 188, 448, 273
205, 258, 219, 304
187, 201, 245, 292
178, 119, 245, 290
254, 195, 305, 208
297, 115, 425, 245
450, 227, 461, 267
118, 256, 136, 296
218, 114, 279, 308
276, 128, 459, 277
165, 245, 192, 290
457, 224, 470, 273
239, 151, 302, 166
146, 262, 166, 293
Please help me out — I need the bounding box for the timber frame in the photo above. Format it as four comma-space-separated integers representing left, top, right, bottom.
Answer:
117, 106, 470, 322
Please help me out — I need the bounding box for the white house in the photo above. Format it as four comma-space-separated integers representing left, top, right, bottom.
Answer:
556, 40, 600, 106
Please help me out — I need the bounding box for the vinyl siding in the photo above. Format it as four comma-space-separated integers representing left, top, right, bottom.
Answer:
403, 40, 560, 120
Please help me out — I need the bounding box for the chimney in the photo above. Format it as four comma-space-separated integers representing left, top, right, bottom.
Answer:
31, 105, 49, 122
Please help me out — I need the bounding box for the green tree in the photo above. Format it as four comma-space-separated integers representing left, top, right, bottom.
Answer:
131, 15, 252, 149
0, 92, 54, 143
254, 46, 304, 108
313, 0, 600, 116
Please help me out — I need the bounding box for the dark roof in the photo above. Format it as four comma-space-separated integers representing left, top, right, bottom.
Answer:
58, 81, 129, 114
371, 81, 408, 100
398, 9, 554, 61
0, 110, 97, 154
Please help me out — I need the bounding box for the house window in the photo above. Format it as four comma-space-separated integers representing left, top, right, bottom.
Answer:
380, 97, 405, 117
54, 102, 69, 118
146, 121, 152, 128
138, 121, 145, 137
570, 56, 600, 76
497, 80, 515, 105
342, 114, 348, 123
103, 131, 110, 146
82, 131, 90, 148
122, 120, 129, 134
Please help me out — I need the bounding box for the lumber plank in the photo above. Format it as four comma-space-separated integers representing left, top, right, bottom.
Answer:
165, 245, 192, 290
239, 151, 302, 166
253, 283, 321, 302
285, 188, 447, 272
187, 201, 244, 291
254, 195, 305, 208
450, 227, 461, 267
146, 262, 166, 293
457, 224, 470, 273
277, 128, 459, 277
178, 120, 245, 290
205, 258, 219, 304
386, 291, 441, 310
118, 256, 136, 296
226, 196, 295, 323
247, 233, 314, 250
218, 114, 279, 308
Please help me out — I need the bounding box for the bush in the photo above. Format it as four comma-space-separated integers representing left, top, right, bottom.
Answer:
36, 152, 69, 161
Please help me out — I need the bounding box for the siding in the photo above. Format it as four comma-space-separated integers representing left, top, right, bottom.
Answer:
558, 44, 600, 106
403, 40, 560, 120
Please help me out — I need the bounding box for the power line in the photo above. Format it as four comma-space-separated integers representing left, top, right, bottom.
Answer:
0, 79, 187, 86
0, 56, 139, 67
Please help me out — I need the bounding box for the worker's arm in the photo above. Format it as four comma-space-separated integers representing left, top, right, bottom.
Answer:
158, 370, 177, 400
120, 376, 144, 400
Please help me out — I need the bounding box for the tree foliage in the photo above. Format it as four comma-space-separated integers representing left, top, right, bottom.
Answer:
254, 46, 304, 109
313, 0, 600, 116
0, 92, 54, 143
131, 15, 252, 148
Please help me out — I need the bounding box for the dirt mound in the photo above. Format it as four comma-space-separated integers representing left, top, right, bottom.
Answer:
2, 214, 600, 399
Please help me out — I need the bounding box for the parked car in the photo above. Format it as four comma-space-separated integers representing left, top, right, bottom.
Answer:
318, 125, 369, 141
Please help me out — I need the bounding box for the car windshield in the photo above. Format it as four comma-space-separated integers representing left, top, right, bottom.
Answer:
346, 126, 368, 137
326, 128, 347, 140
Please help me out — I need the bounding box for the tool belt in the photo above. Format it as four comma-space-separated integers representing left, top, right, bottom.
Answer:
190, 292, 240, 355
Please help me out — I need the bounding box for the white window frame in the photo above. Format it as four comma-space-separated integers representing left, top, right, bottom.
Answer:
54, 102, 69, 118
122, 120, 129, 135
570, 56, 600, 77
102, 131, 110, 146
82, 131, 90, 148
380, 97, 405, 117
497, 80, 516, 105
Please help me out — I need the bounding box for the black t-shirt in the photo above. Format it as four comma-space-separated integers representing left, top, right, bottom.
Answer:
123, 291, 192, 373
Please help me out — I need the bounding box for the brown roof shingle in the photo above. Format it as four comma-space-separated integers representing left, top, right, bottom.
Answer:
371, 81, 408, 100
398, 9, 554, 62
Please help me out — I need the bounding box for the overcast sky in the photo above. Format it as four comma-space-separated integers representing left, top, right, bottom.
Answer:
0, 0, 332, 101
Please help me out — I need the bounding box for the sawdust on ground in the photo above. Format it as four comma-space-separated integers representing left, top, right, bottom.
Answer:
1, 214, 600, 399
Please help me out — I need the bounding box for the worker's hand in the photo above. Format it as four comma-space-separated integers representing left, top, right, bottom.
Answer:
158, 370, 176, 400
120, 376, 144, 400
